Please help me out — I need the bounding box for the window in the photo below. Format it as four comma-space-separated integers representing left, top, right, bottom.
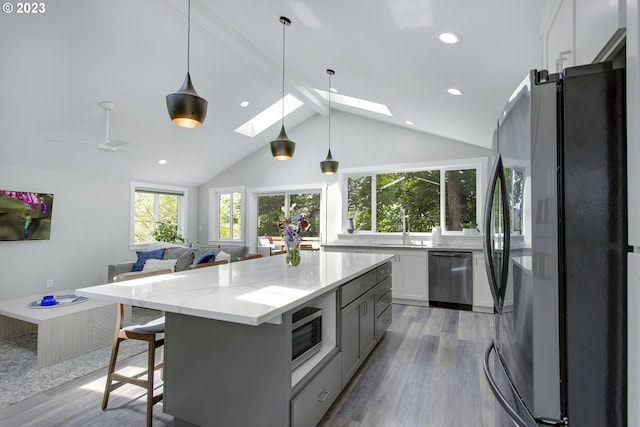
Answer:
376, 171, 441, 232
210, 188, 243, 241
257, 191, 321, 240
257, 194, 285, 237
130, 182, 187, 245
445, 169, 476, 231
347, 176, 372, 231
345, 165, 480, 233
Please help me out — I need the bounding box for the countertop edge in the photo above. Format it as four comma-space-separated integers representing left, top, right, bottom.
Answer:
76, 253, 395, 327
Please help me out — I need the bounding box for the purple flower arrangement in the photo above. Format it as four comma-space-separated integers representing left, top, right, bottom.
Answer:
278, 214, 310, 242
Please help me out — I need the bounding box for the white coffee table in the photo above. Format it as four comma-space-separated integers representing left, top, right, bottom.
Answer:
0, 290, 116, 367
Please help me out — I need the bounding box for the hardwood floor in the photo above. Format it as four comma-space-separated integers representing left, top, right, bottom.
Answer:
0, 305, 496, 427
319, 304, 497, 427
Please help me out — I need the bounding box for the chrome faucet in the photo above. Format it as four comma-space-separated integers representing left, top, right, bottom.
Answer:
399, 208, 408, 244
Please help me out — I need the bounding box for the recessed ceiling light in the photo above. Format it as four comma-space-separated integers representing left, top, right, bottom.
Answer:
330, 88, 338, 93
235, 94, 304, 137
405, 120, 414, 125
447, 88, 463, 96
240, 101, 249, 107
439, 32, 461, 44
158, 159, 167, 165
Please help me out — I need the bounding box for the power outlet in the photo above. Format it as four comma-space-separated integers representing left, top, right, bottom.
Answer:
46, 279, 54, 288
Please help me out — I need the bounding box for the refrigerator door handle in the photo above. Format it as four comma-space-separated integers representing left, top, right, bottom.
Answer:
483, 155, 503, 309
497, 159, 511, 306
483, 340, 528, 427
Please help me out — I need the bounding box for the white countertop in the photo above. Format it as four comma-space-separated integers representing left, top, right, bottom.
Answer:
323, 242, 483, 251
0, 289, 114, 324
75, 250, 394, 326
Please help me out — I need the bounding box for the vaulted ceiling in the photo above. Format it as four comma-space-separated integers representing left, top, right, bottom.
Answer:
0, 0, 543, 186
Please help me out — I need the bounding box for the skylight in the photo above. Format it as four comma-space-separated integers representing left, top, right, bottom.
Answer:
235, 94, 304, 138
314, 89, 392, 116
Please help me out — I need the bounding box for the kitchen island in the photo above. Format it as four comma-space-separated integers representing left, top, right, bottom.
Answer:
76, 250, 394, 427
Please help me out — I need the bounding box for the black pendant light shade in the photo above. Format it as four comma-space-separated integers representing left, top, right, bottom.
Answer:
320, 149, 339, 175
270, 16, 296, 160
271, 125, 296, 160
166, 72, 208, 128
321, 68, 339, 175
166, 0, 207, 128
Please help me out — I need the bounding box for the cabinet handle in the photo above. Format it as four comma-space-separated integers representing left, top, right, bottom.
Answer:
317, 389, 330, 403
382, 319, 390, 324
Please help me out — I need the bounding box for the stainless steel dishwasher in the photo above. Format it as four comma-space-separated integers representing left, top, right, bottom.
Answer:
428, 251, 473, 310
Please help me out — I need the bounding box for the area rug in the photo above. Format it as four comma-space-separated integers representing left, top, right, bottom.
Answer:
0, 307, 159, 410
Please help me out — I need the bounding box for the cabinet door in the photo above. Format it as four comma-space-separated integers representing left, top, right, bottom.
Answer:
340, 300, 361, 384
360, 291, 376, 358
575, 0, 624, 65
392, 251, 428, 301
291, 354, 342, 427
472, 252, 493, 312
544, 0, 574, 72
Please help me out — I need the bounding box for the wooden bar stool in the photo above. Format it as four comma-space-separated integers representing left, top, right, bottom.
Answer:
102, 269, 170, 427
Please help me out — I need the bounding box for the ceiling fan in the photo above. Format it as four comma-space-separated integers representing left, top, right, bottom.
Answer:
46, 101, 139, 155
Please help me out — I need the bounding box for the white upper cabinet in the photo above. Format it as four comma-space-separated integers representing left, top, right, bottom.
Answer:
543, 0, 575, 73
575, 0, 626, 64
542, 0, 626, 72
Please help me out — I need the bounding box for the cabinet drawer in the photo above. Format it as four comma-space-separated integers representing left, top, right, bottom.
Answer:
376, 290, 392, 317
377, 305, 392, 337
376, 276, 392, 299
376, 261, 392, 283
340, 270, 376, 308
291, 353, 342, 427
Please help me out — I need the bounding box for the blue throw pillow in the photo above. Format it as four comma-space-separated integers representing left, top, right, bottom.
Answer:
133, 248, 166, 272
196, 252, 216, 265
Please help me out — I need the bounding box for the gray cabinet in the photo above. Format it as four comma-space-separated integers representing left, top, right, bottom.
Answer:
291, 353, 342, 427
340, 287, 376, 385
339, 262, 392, 385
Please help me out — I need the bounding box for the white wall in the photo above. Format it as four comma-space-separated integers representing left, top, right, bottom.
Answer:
0, 164, 199, 299
197, 112, 491, 244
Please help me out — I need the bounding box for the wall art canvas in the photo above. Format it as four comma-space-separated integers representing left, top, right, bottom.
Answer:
0, 190, 54, 241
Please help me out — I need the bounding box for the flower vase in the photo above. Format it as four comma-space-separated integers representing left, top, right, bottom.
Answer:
285, 239, 301, 266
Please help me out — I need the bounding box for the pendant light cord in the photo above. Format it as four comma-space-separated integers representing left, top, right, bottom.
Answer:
281, 19, 286, 126
187, 0, 191, 74
328, 72, 332, 151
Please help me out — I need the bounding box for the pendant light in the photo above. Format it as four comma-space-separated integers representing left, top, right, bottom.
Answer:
166, 0, 208, 128
270, 16, 296, 160
320, 69, 339, 175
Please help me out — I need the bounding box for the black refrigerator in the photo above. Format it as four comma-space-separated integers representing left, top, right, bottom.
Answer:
482, 62, 628, 427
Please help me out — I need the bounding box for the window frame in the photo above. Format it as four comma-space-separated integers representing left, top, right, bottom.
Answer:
208, 186, 245, 244
246, 183, 327, 253
130, 181, 189, 249
340, 159, 486, 235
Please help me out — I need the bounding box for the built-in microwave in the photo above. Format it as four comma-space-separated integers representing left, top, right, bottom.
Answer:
291, 306, 322, 369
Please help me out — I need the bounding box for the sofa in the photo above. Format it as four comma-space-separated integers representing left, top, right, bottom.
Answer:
107, 243, 251, 283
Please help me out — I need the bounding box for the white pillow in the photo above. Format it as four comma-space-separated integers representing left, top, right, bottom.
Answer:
216, 250, 231, 263
142, 258, 178, 273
